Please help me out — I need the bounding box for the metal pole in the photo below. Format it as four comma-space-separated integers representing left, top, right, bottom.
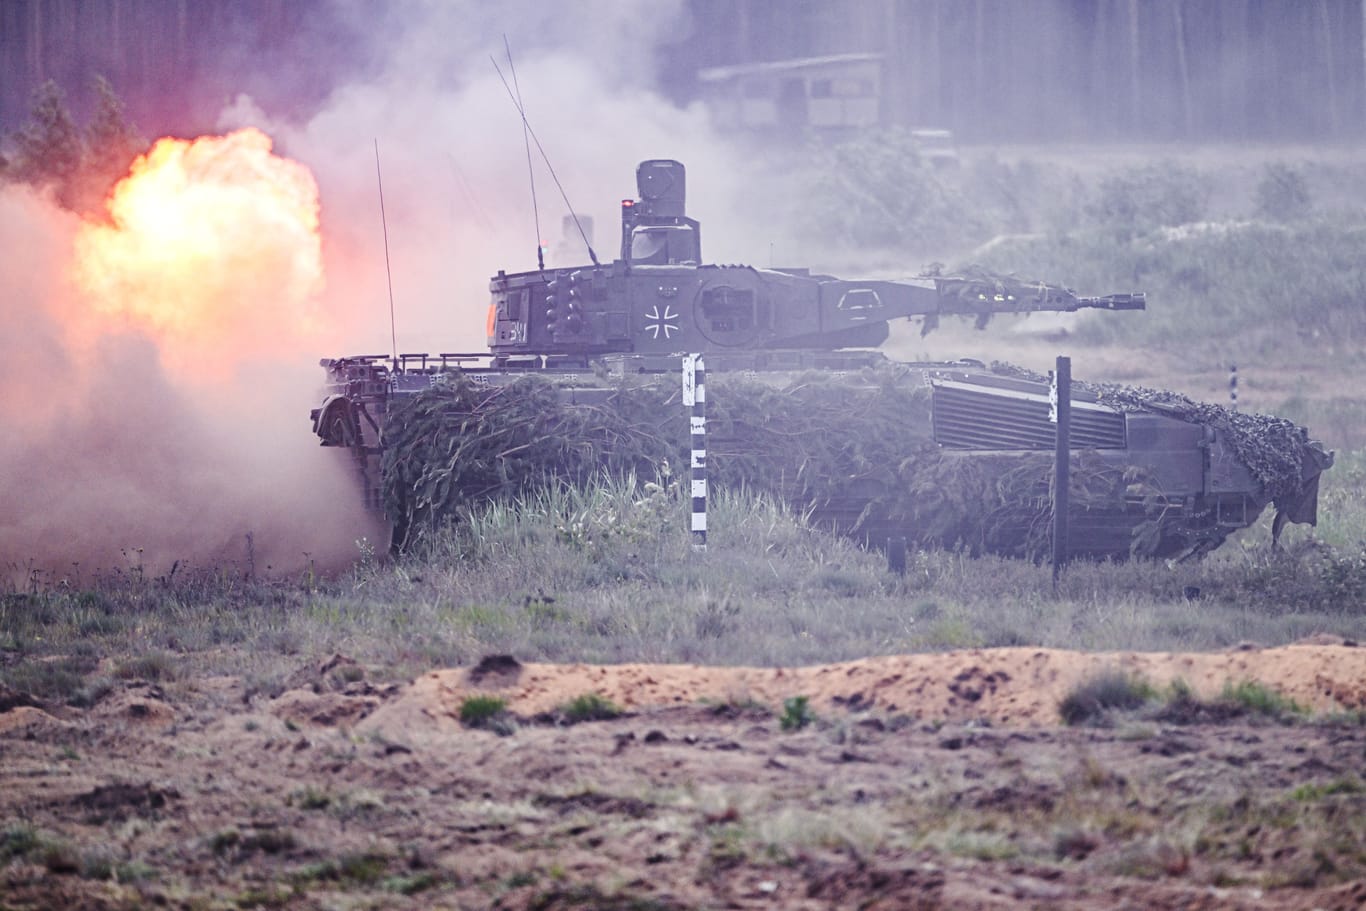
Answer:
887, 536, 907, 575
682, 354, 707, 551
1229, 363, 1238, 411
1051, 356, 1071, 587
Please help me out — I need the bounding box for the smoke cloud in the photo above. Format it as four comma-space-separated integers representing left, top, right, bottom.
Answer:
0, 166, 377, 584
2, 0, 773, 581
217, 0, 772, 353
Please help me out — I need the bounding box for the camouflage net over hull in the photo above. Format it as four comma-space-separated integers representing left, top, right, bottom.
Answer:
380, 365, 1146, 557
990, 363, 1333, 519
380, 373, 673, 540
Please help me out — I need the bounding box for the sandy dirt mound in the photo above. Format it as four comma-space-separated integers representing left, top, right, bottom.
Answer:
0, 704, 66, 734
4, 645, 1365, 909
364, 642, 1364, 736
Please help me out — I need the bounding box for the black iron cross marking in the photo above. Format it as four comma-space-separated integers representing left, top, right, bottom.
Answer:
644, 304, 680, 339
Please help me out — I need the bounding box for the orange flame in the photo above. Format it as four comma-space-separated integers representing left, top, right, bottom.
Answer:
72, 127, 325, 379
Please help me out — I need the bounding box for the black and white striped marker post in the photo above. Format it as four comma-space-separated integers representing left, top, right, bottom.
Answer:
682, 354, 707, 552
1229, 363, 1238, 412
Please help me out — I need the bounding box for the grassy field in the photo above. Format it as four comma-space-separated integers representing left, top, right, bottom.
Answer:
4, 464, 1364, 704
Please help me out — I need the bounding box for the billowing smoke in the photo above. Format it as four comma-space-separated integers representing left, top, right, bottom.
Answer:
217, 1, 767, 354
74, 129, 327, 380
0, 131, 377, 583
2, 0, 766, 581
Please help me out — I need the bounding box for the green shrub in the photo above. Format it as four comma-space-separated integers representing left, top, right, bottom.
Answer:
1087, 162, 1210, 236
559, 692, 622, 724
780, 695, 816, 731
1, 654, 99, 705
1220, 680, 1306, 720
0, 824, 41, 864
1185, 536, 1366, 616
1058, 671, 1156, 725
791, 128, 983, 252
1284, 775, 1360, 803
1290, 777, 1364, 801
209, 829, 241, 856
336, 852, 389, 884
459, 695, 510, 731
1255, 162, 1313, 221
288, 787, 331, 811
383, 870, 440, 895
693, 598, 739, 639
240, 829, 296, 855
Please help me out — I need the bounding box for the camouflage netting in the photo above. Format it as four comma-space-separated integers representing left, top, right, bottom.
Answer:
989, 362, 1332, 511
380, 373, 675, 539
381, 364, 1144, 556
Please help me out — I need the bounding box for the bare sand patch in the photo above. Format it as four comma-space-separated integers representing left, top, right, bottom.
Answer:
363, 641, 1364, 736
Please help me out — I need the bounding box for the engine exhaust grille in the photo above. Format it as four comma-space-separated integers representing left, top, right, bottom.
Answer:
932, 381, 1125, 450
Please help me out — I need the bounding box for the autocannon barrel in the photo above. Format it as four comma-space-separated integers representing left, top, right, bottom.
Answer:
1073, 293, 1146, 311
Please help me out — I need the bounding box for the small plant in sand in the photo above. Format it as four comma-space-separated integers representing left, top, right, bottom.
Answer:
779, 695, 816, 731
1, 824, 43, 865
559, 692, 622, 724
1289, 776, 1364, 802
381, 870, 441, 895
459, 694, 507, 724
289, 786, 331, 811
459, 695, 513, 735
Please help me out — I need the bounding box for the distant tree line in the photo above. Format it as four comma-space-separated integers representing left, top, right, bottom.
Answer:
1, 76, 142, 213
2, 0, 1363, 144
0, 0, 345, 141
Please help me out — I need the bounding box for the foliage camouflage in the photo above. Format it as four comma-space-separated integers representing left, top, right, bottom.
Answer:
380, 371, 675, 545
992, 362, 1331, 508
381, 365, 1154, 557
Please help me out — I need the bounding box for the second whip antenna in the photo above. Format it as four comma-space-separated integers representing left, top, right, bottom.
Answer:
374, 138, 398, 361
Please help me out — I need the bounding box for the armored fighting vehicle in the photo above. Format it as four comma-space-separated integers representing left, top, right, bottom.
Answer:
311, 159, 1332, 559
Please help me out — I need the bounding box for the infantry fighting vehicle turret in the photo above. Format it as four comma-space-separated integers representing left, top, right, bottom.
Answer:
311, 159, 1332, 559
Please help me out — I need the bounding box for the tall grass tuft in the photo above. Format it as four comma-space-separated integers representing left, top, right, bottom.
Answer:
1058, 671, 1157, 725
1219, 680, 1307, 721
558, 693, 623, 724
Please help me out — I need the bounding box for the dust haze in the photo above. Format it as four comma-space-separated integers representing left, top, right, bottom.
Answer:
0, 0, 774, 580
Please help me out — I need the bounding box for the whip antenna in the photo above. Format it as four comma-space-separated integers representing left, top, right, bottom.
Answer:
503, 36, 545, 272
491, 51, 600, 267
374, 138, 398, 361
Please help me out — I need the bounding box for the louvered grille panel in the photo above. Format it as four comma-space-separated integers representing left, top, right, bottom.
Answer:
932, 384, 1125, 450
